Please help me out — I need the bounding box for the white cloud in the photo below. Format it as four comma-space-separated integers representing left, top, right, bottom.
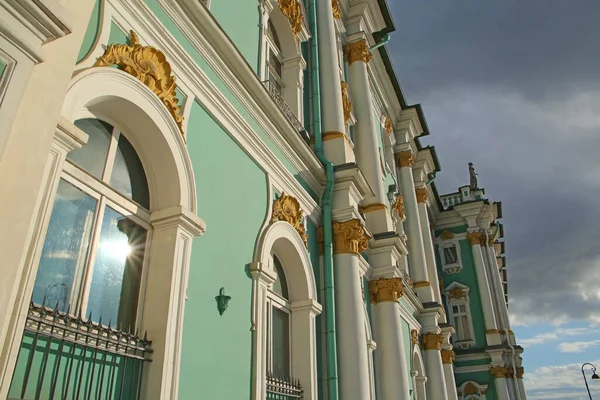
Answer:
519, 327, 599, 348
558, 340, 600, 353
525, 360, 600, 396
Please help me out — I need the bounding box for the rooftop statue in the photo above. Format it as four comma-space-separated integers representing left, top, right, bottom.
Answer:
469, 162, 478, 190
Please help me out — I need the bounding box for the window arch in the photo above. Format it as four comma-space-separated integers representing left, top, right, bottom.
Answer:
445, 283, 476, 348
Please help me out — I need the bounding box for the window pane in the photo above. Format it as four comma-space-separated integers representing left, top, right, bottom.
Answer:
86, 207, 146, 330
68, 119, 113, 179
272, 256, 289, 300
444, 246, 458, 264
271, 307, 290, 377
110, 134, 150, 209
460, 315, 471, 340
32, 180, 97, 312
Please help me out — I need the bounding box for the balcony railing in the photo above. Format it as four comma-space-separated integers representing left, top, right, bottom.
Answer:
9, 300, 152, 400
262, 81, 310, 142
266, 372, 303, 399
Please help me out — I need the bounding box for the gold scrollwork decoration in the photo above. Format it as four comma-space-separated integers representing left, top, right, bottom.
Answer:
94, 30, 185, 139
331, 0, 341, 19
368, 278, 404, 304
411, 329, 419, 346
344, 39, 371, 65
466, 231, 485, 246
415, 188, 428, 203
278, 0, 304, 36
271, 192, 308, 246
392, 195, 405, 220
516, 367, 524, 379
384, 117, 393, 134
448, 288, 468, 301
490, 366, 509, 378
422, 333, 444, 350
439, 230, 455, 240
464, 382, 479, 395
441, 349, 455, 364
340, 81, 353, 126
332, 219, 370, 255
395, 151, 414, 168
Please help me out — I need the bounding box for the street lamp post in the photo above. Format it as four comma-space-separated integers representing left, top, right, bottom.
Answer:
581, 362, 600, 400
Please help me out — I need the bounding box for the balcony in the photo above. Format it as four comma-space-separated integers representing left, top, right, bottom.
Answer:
266, 372, 303, 399
9, 301, 152, 400
262, 81, 310, 142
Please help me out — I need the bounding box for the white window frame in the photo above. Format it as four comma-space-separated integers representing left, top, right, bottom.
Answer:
266, 252, 292, 377
458, 381, 488, 400
438, 237, 463, 274
445, 283, 476, 349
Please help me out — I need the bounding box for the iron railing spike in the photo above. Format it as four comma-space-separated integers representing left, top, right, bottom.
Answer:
42, 296, 47, 308
53, 300, 60, 312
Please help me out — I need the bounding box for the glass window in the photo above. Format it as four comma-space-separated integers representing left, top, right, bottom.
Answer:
449, 299, 474, 342
444, 245, 459, 264
32, 118, 150, 330
267, 254, 291, 377
272, 255, 289, 300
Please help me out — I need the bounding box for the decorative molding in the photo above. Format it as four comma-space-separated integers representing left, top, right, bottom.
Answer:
447, 288, 468, 301
332, 219, 370, 255
413, 281, 431, 288
392, 195, 405, 220
270, 192, 308, 246
331, 0, 341, 19
415, 188, 428, 203
384, 117, 393, 134
439, 230, 455, 240
516, 367, 524, 379
490, 366, 509, 378
440, 349, 455, 364
343, 39, 372, 65
395, 151, 414, 168
411, 329, 419, 346
94, 30, 185, 139
359, 203, 387, 214
486, 329, 501, 334
368, 278, 403, 304
340, 81, 352, 125
464, 382, 479, 395
277, 0, 304, 36
422, 333, 443, 351
466, 231, 485, 246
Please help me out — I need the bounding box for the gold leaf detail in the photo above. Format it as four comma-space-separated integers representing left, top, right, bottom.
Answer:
94, 31, 185, 139
464, 382, 479, 395
441, 349, 455, 364
343, 39, 371, 65
490, 366, 509, 378
422, 333, 443, 350
466, 231, 485, 246
448, 288, 468, 301
415, 188, 428, 203
392, 195, 405, 220
395, 151, 414, 168
384, 117, 393, 134
271, 192, 308, 247
332, 0, 341, 19
411, 329, 419, 346
278, 0, 304, 36
439, 230, 455, 240
368, 278, 404, 304
332, 219, 370, 255
340, 81, 352, 125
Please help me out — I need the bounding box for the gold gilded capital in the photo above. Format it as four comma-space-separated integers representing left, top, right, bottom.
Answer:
422, 333, 443, 350
94, 31, 185, 139
395, 151, 414, 168
368, 278, 404, 304
332, 219, 370, 255
344, 39, 371, 65
411, 329, 419, 346
340, 81, 353, 125
331, 0, 341, 19
278, 0, 304, 36
271, 193, 308, 246
439, 230, 455, 240
516, 367, 524, 379
392, 195, 405, 220
441, 349, 455, 364
466, 231, 485, 246
415, 188, 428, 203
384, 117, 393, 134
490, 366, 509, 378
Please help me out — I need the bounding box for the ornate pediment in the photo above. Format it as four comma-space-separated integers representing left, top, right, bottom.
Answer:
439, 230, 455, 240
94, 31, 185, 139
271, 192, 307, 246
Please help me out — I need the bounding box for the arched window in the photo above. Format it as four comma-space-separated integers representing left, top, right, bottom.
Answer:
31, 118, 150, 331
445, 283, 476, 348
268, 254, 291, 377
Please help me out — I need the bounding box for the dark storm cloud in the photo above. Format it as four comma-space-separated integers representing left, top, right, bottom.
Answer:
387, 1, 600, 323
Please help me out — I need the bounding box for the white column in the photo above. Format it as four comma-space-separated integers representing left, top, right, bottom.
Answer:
396, 151, 434, 302
316, 0, 354, 165
415, 375, 427, 400
491, 367, 510, 400
440, 340, 458, 400
416, 188, 442, 305
516, 367, 527, 399
466, 231, 501, 346
369, 278, 411, 400
422, 333, 449, 400
483, 242, 511, 335
332, 219, 371, 400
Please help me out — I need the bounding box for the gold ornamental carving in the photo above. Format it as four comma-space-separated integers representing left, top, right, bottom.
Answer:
422, 333, 443, 350
464, 382, 479, 395
340, 81, 353, 125
94, 31, 185, 138
441, 349, 455, 364
411, 329, 419, 346
413, 281, 431, 288
448, 288, 468, 301
332, 219, 371, 255
344, 39, 372, 65
271, 192, 308, 246
516, 367, 524, 379
368, 278, 404, 304
384, 117, 393, 134
466, 231, 485, 246
415, 188, 428, 203
439, 230, 455, 240
490, 366, 509, 378
395, 151, 414, 168
278, 0, 304, 36
331, 0, 341, 19
392, 195, 405, 220
359, 203, 387, 214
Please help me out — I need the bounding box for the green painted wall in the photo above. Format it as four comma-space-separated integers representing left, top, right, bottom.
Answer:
454, 356, 491, 368
179, 101, 268, 399
401, 318, 414, 398
77, 0, 102, 63
434, 224, 468, 236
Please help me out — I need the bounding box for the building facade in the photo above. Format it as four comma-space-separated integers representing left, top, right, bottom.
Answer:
0, 0, 526, 399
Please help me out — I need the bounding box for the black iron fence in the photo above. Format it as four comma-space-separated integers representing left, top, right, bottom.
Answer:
9, 301, 152, 400
266, 372, 303, 399
262, 81, 310, 142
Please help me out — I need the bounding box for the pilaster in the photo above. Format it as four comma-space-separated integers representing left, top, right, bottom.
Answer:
490, 366, 510, 400
421, 333, 449, 400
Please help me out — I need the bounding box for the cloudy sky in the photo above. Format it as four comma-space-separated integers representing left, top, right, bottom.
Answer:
388, 1, 600, 399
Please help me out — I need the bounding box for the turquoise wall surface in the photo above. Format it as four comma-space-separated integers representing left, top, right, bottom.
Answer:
401, 318, 414, 398
179, 101, 268, 399
77, 0, 102, 63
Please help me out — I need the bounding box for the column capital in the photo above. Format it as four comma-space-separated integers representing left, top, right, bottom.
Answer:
422, 333, 443, 350
344, 39, 372, 65
466, 231, 485, 246
368, 277, 404, 304
395, 150, 414, 168
440, 349, 455, 364
392, 195, 405, 220
332, 219, 371, 255
415, 188, 428, 203
490, 365, 509, 378
516, 367, 524, 379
